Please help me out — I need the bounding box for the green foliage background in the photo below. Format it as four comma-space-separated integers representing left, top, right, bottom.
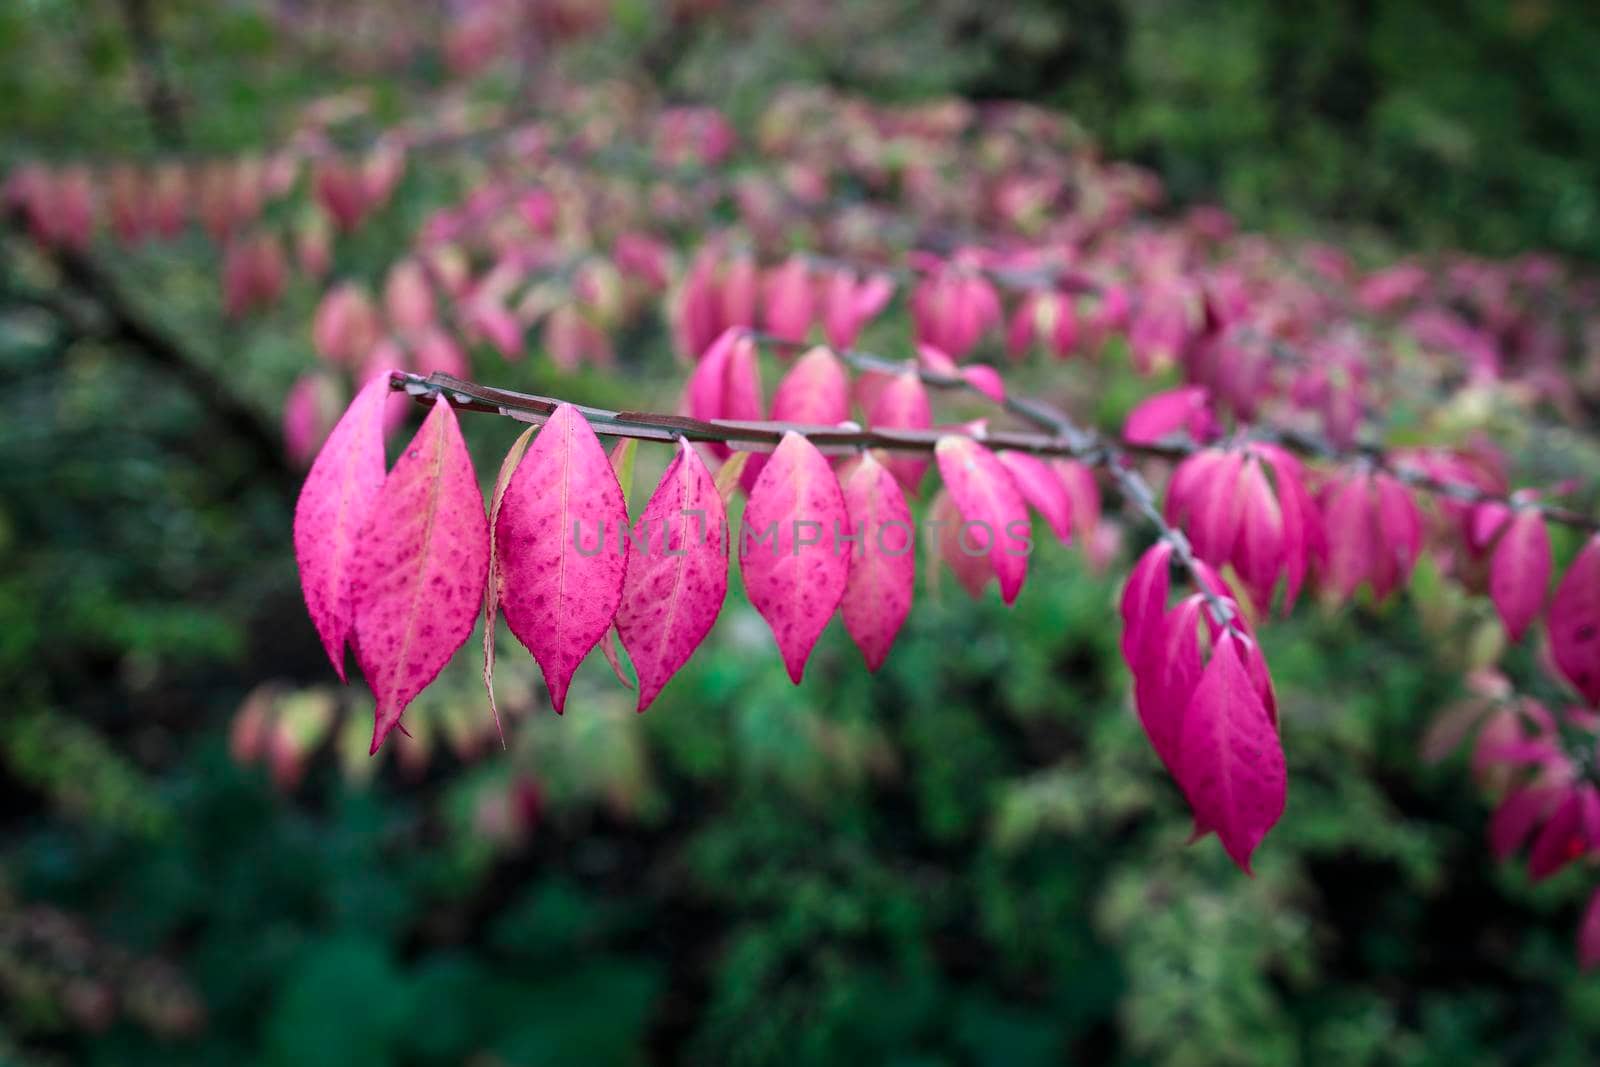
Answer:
2, 2, 1599, 1064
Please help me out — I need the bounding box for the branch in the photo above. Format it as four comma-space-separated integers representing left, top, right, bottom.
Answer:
389, 365, 1238, 627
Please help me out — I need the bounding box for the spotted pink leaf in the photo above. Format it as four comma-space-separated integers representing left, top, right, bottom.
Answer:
838, 452, 915, 671
1489, 509, 1551, 642
349, 396, 489, 752
495, 403, 629, 712
1175, 630, 1287, 873
935, 436, 1030, 604
1551, 537, 1600, 705
615, 439, 728, 711
739, 431, 850, 682
294, 371, 393, 681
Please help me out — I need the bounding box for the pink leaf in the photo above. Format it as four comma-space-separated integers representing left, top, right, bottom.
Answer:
483, 424, 537, 737
997, 451, 1072, 543
770, 345, 850, 425
1489, 509, 1551, 642
1527, 792, 1585, 881
867, 369, 933, 494
349, 397, 489, 751
1318, 473, 1377, 601
1133, 595, 1205, 777
1233, 458, 1285, 613
1581, 888, 1600, 971
1176, 631, 1287, 873
761, 257, 814, 344
739, 432, 850, 682
961, 365, 1007, 404
838, 452, 916, 671
935, 436, 1031, 604
1551, 537, 1600, 705
1192, 451, 1245, 566
496, 403, 630, 712
1257, 445, 1319, 611
1054, 459, 1100, 544
1489, 786, 1557, 861
931, 488, 993, 598
1123, 386, 1214, 445
615, 439, 729, 711
294, 372, 393, 680
685, 328, 762, 462
1120, 541, 1173, 667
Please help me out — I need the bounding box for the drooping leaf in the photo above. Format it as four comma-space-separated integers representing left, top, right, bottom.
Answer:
1581, 888, 1600, 971
1489, 508, 1551, 642
746, 344, 847, 490
770, 345, 850, 425
496, 404, 630, 712
1175, 630, 1286, 873
739, 431, 850, 682
1232, 457, 1284, 614
350, 397, 490, 751
295, 372, 393, 680
1527, 791, 1584, 880
1551, 536, 1600, 705
598, 434, 642, 694
1054, 459, 1100, 544
483, 423, 538, 736
866, 368, 932, 494
1489, 785, 1557, 861
838, 452, 916, 671
930, 487, 991, 599
935, 436, 1030, 604
616, 438, 729, 710
1120, 540, 1173, 667
1133, 595, 1205, 779
1123, 385, 1214, 445
997, 451, 1072, 543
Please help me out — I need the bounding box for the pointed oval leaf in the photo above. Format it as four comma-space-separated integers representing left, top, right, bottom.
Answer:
935, 436, 1030, 604
866, 369, 932, 494
839, 452, 916, 671
1120, 540, 1173, 667
931, 487, 993, 599
998, 451, 1072, 543
739, 431, 850, 682
1583, 888, 1600, 971
616, 439, 729, 711
1490, 509, 1551, 642
482, 423, 537, 737
770, 345, 850, 426
295, 371, 393, 680
496, 403, 630, 712
1175, 631, 1287, 873
350, 397, 489, 751
1233, 458, 1285, 613
1134, 595, 1205, 778
1551, 537, 1600, 705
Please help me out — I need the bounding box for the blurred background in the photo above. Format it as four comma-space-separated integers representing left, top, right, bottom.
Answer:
3, 1, 1600, 1064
